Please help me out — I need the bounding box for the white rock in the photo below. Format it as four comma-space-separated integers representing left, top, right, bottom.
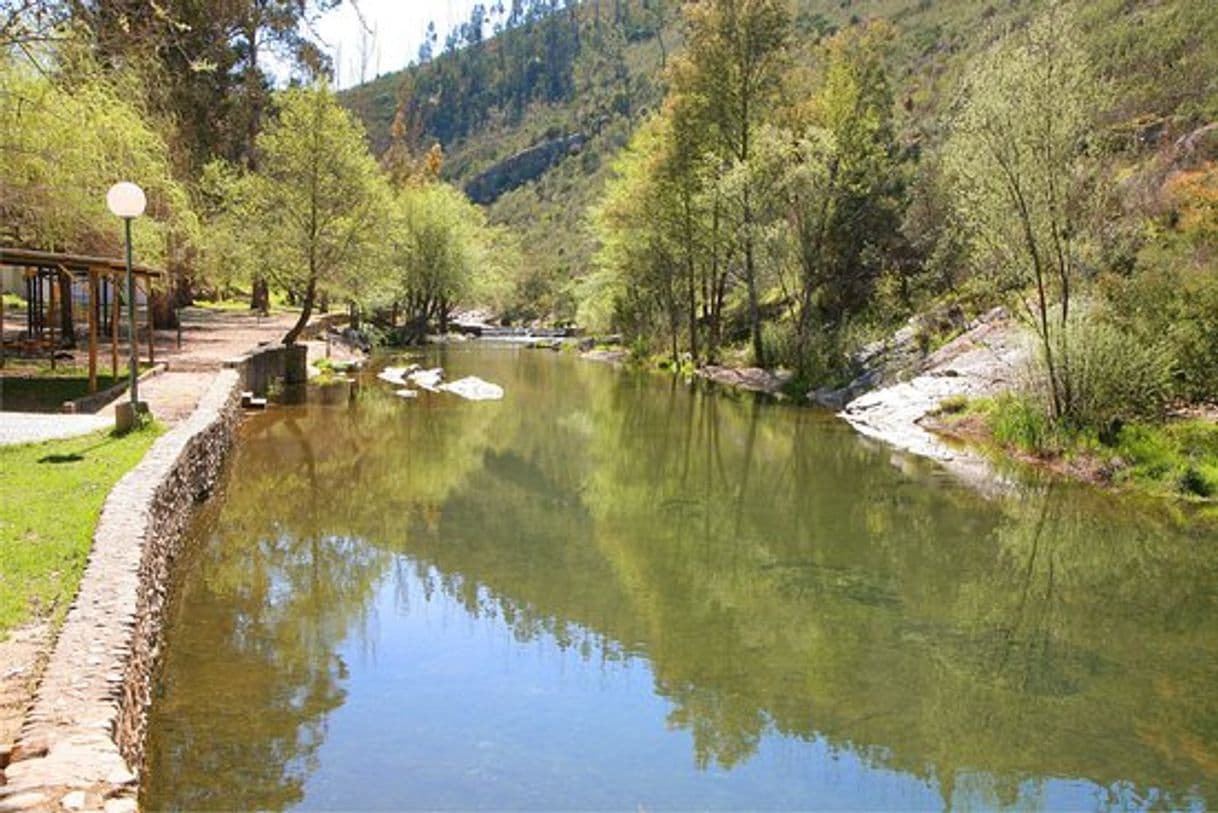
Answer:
440, 376, 504, 401
107, 767, 137, 786
104, 798, 137, 813
376, 367, 409, 385
393, 389, 419, 399
61, 791, 87, 811
407, 368, 444, 392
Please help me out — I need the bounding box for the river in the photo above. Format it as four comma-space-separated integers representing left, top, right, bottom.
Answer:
143, 344, 1218, 810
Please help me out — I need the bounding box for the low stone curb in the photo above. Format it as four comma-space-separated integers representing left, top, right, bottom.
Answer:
0, 369, 241, 812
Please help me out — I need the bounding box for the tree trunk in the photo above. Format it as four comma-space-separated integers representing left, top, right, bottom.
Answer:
745, 234, 764, 367
250, 277, 270, 314
283, 276, 316, 345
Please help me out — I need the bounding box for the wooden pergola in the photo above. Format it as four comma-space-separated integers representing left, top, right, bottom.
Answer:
0, 246, 164, 393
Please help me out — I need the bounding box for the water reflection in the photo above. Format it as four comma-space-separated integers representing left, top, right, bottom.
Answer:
145, 346, 1218, 810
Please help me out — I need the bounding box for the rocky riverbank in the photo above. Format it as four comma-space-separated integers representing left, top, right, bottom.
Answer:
833, 308, 1026, 478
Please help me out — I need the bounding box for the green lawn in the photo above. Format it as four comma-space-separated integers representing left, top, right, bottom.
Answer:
0, 425, 161, 638
1, 370, 135, 412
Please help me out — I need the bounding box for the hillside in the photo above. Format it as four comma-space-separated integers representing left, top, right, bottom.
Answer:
340, 0, 1218, 323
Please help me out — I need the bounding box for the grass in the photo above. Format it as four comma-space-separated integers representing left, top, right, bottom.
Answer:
195, 290, 297, 313
1, 362, 149, 412
0, 424, 162, 638
935, 393, 1218, 500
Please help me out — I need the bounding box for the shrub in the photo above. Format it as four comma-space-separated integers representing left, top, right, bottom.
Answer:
1035, 313, 1174, 435
935, 394, 970, 415
1176, 465, 1214, 498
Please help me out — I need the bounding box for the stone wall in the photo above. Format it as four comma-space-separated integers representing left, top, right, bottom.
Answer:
224, 342, 307, 396
0, 370, 241, 812
0, 345, 307, 811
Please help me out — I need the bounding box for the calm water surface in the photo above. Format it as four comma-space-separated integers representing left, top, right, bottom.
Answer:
144, 345, 1218, 810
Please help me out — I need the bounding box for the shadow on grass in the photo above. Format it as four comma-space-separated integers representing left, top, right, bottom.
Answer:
38, 453, 85, 464
34, 432, 135, 465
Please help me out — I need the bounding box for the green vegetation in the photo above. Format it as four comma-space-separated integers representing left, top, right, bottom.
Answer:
4, 0, 1218, 497
0, 425, 161, 637
941, 395, 1218, 500
0, 370, 135, 412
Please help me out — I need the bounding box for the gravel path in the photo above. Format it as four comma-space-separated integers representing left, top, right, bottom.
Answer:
0, 413, 112, 446
1, 308, 303, 446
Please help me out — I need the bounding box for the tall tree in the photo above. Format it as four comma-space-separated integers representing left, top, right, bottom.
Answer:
388, 182, 505, 342
775, 22, 903, 374
672, 0, 790, 365
238, 84, 389, 345
944, 7, 1102, 421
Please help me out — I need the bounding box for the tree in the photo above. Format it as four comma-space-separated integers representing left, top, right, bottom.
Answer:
239, 84, 389, 345
0, 44, 196, 270
587, 114, 687, 358
773, 22, 903, 375
944, 7, 1102, 421
388, 181, 503, 342
673, 0, 790, 365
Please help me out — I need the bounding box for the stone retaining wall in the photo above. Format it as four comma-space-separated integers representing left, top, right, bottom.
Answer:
224, 343, 307, 396
0, 345, 306, 811
0, 370, 241, 812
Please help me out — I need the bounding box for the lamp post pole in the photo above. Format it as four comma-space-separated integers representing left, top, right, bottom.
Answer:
125, 216, 138, 407
107, 181, 146, 421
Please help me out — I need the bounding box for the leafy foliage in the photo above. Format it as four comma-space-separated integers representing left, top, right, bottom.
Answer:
0, 47, 195, 266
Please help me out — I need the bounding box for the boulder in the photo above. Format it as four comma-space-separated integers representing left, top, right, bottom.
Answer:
439, 376, 504, 401
407, 368, 444, 392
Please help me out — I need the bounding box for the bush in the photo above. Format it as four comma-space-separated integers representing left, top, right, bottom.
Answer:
1099, 265, 1218, 403
935, 394, 970, 415
1039, 313, 1174, 435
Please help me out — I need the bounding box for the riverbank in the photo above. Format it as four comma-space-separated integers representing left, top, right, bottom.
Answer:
834, 308, 1026, 487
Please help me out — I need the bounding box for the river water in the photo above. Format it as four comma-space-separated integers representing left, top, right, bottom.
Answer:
143, 345, 1218, 810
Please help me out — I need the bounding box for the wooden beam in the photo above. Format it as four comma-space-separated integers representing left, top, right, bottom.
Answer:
46, 270, 55, 369
87, 269, 98, 393
0, 246, 164, 279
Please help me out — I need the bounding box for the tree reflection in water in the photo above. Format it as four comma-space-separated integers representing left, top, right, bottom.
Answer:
145, 346, 1218, 811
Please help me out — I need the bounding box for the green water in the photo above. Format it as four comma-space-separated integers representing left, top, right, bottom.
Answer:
144, 345, 1218, 811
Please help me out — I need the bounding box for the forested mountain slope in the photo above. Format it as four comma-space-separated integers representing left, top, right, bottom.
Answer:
340, 0, 1217, 323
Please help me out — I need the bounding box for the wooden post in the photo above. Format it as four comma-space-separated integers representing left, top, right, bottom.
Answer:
46, 270, 56, 369
144, 276, 155, 367
111, 273, 120, 381
87, 269, 98, 393
47, 270, 56, 342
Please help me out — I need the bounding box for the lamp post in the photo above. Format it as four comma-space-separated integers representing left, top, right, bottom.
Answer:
106, 181, 146, 410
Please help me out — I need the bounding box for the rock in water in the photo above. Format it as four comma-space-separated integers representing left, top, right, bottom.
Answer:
377, 366, 408, 385
407, 367, 444, 392
440, 376, 504, 401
